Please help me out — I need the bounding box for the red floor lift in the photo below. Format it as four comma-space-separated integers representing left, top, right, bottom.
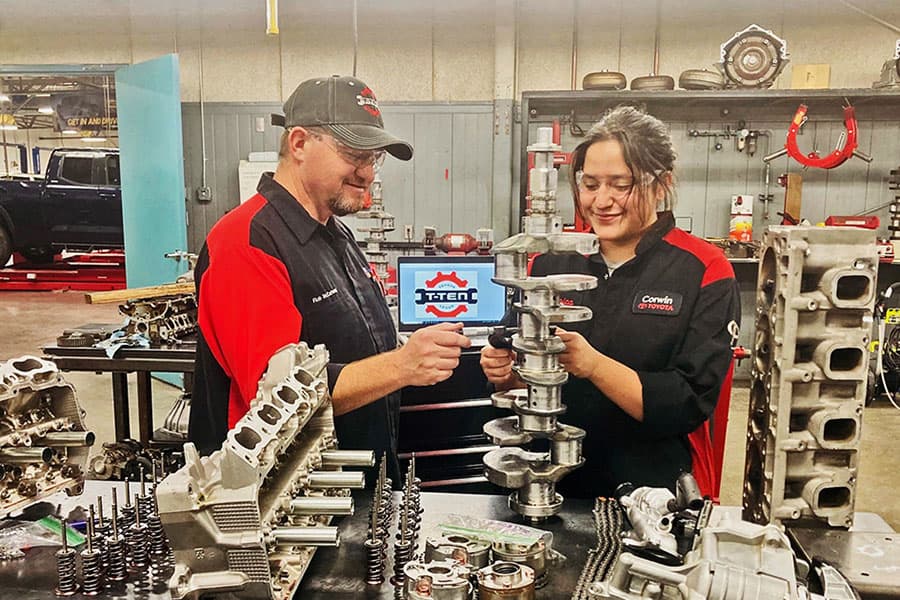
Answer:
0, 250, 126, 291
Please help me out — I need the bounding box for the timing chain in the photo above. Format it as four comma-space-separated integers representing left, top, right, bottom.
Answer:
571, 498, 624, 600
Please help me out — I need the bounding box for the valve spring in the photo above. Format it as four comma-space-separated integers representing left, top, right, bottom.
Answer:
126, 523, 149, 569
80, 549, 103, 596
93, 521, 111, 566
119, 504, 136, 530
105, 536, 128, 582
364, 538, 385, 586
391, 539, 413, 587
54, 548, 78, 596
136, 495, 154, 526
147, 512, 169, 559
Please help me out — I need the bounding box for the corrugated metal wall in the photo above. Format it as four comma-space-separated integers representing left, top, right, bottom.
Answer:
542, 118, 899, 240
181, 102, 497, 253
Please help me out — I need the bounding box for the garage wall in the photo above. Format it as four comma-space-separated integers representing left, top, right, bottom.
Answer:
3, 0, 898, 245
1, 0, 898, 103
181, 102, 496, 253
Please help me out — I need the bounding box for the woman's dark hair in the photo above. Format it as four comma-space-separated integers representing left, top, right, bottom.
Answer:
568, 105, 677, 218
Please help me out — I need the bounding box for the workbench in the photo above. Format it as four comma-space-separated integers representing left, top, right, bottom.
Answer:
0, 485, 595, 599
41, 344, 195, 445
0, 482, 898, 599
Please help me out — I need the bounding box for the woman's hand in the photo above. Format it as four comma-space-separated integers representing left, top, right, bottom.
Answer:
556, 327, 601, 379
480, 344, 519, 389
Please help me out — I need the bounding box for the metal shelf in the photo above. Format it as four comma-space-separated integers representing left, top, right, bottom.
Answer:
518, 87, 900, 223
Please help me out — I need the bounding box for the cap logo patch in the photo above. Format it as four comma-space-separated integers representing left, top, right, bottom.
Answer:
357, 87, 380, 117
632, 290, 683, 316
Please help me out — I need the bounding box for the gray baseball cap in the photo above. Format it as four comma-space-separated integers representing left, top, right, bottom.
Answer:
272, 75, 413, 161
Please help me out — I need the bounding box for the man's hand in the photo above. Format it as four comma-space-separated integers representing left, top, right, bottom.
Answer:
480, 344, 518, 387
556, 327, 601, 379
396, 323, 471, 386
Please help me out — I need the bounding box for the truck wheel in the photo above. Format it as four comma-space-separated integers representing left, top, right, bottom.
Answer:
21, 245, 55, 264
0, 227, 11, 267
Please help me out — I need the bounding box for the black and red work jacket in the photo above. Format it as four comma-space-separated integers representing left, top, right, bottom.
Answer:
188, 173, 400, 482
531, 212, 741, 498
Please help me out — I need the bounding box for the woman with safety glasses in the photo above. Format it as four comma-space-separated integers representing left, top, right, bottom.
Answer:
481, 106, 741, 498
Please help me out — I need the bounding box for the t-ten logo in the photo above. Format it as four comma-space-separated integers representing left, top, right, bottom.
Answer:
414, 270, 479, 318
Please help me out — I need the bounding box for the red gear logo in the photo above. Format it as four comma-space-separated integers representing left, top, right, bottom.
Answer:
416, 271, 475, 318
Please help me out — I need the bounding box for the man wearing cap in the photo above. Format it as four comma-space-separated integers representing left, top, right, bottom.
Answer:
188, 75, 471, 483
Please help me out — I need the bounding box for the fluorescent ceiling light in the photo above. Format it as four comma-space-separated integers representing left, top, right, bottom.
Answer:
81, 136, 107, 142
0, 95, 10, 103
62, 129, 78, 134
38, 106, 54, 114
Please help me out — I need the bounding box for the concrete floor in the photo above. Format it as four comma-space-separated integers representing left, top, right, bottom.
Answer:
2, 290, 898, 529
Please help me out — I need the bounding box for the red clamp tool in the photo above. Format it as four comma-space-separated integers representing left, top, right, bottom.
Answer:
763, 101, 873, 169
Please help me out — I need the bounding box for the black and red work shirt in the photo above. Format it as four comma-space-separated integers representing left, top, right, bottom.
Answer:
188, 173, 400, 481
531, 212, 740, 498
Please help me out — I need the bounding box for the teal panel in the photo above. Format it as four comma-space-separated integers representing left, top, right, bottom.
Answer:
115, 54, 188, 287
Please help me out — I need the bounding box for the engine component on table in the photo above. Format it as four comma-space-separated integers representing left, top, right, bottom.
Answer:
744, 226, 877, 528
492, 539, 549, 589
615, 473, 705, 566
88, 438, 154, 481
93, 497, 111, 567
872, 40, 900, 89
478, 561, 536, 600
357, 171, 397, 304
81, 508, 103, 595
106, 488, 128, 582
393, 458, 421, 592
399, 455, 423, 551
582, 71, 627, 91
571, 498, 625, 600
119, 293, 197, 344
719, 24, 789, 88
368, 455, 393, 574
126, 496, 150, 569
678, 68, 725, 90
157, 342, 374, 600
483, 126, 597, 522
404, 560, 472, 600
588, 518, 808, 600
55, 518, 79, 596
425, 534, 492, 569
118, 479, 137, 530
55, 323, 118, 349
0, 356, 93, 517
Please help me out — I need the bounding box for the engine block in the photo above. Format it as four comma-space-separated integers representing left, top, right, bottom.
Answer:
744, 226, 877, 528
119, 293, 198, 344
156, 343, 373, 599
0, 356, 93, 517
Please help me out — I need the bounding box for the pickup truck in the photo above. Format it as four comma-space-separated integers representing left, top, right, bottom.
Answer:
0, 148, 123, 266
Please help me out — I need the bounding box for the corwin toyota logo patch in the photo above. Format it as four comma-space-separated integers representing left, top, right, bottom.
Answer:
632, 290, 683, 316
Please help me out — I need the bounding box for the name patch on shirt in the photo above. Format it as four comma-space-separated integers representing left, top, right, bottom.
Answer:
632, 291, 683, 316
311, 288, 338, 304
